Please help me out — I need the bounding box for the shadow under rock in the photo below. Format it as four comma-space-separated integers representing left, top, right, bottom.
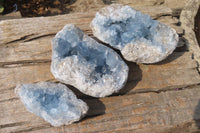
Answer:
65, 84, 106, 122
115, 41, 187, 95
74, 97, 106, 123
194, 99, 200, 130
114, 61, 143, 96
195, 6, 200, 47
102, 0, 112, 4
152, 51, 185, 66
67, 84, 92, 99
50, 81, 106, 121
82, 98, 106, 119
111, 37, 189, 95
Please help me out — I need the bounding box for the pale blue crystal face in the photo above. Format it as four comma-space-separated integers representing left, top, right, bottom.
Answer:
30, 90, 61, 115
91, 4, 178, 63
55, 39, 113, 83
51, 24, 129, 97
16, 82, 88, 127
98, 11, 157, 49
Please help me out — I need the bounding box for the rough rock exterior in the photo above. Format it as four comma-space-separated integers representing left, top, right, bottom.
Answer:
91, 4, 179, 63
15, 82, 88, 127
51, 24, 129, 97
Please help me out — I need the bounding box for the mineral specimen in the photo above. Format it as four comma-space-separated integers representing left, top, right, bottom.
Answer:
15, 82, 88, 127
51, 24, 129, 97
91, 4, 179, 63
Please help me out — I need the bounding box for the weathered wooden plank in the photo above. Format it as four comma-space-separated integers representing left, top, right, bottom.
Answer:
0, 63, 53, 91
1, 85, 200, 133
133, 6, 172, 18
0, 15, 183, 64
180, 0, 200, 71
121, 52, 200, 94
0, 5, 182, 46
0, 52, 200, 103
163, 0, 188, 10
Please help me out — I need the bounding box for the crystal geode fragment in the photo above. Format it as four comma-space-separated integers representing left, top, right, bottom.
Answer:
91, 4, 179, 63
15, 82, 88, 127
51, 24, 129, 97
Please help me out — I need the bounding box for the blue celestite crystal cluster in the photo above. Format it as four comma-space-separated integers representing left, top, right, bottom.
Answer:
51, 24, 129, 98
91, 4, 178, 63
15, 82, 88, 127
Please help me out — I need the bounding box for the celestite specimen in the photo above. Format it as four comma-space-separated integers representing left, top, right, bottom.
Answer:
15, 82, 88, 127
51, 24, 129, 97
91, 4, 179, 63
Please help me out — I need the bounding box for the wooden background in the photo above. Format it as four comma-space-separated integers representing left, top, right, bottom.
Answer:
1, 0, 200, 132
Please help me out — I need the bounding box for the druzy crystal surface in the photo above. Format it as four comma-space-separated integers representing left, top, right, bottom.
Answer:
51, 24, 129, 97
91, 4, 179, 63
15, 82, 88, 127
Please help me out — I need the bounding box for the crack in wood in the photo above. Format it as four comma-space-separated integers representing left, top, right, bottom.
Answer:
0, 122, 27, 129
24, 33, 56, 42
0, 59, 51, 68
4, 33, 55, 46
0, 87, 15, 93
117, 83, 200, 97
12, 124, 51, 133
154, 14, 173, 20
5, 34, 36, 45
196, 61, 200, 74
0, 97, 19, 103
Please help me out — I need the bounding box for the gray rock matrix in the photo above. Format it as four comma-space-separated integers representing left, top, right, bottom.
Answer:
51, 24, 129, 97
15, 82, 88, 127
91, 4, 179, 63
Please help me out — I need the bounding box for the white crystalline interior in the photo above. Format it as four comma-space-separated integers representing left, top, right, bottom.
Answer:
91, 4, 179, 63
15, 82, 88, 127
51, 24, 129, 97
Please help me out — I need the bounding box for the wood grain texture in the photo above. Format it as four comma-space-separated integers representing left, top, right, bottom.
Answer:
0, 5, 181, 45
1, 86, 200, 133
0, 7, 183, 66
180, 0, 200, 71
0, 52, 199, 101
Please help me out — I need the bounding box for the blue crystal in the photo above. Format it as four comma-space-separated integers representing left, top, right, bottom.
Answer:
51, 24, 129, 97
15, 82, 88, 127
91, 4, 179, 63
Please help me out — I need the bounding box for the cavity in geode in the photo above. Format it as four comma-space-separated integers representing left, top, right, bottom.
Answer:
15, 82, 88, 127
91, 4, 179, 63
51, 24, 129, 98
